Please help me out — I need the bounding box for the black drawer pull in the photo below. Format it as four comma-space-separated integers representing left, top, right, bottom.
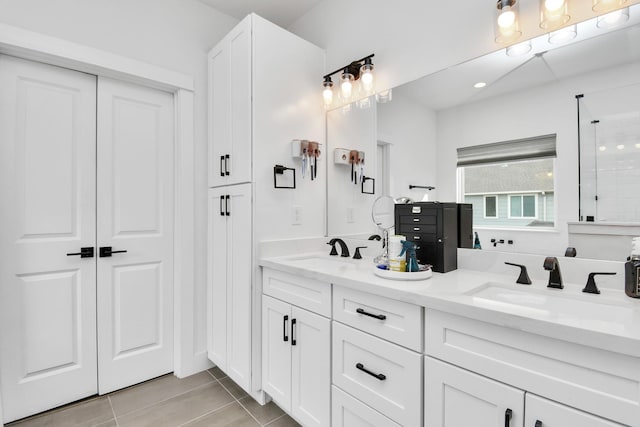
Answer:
219, 195, 224, 216
356, 308, 386, 320
505, 408, 512, 427
283, 315, 289, 342
224, 154, 230, 176
535, 421, 542, 427
66, 247, 94, 258
220, 156, 225, 177
225, 195, 230, 216
356, 363, 386, 380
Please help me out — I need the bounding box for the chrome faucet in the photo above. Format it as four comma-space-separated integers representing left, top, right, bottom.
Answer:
543, 257, 563, 289
327, 238, 350, 257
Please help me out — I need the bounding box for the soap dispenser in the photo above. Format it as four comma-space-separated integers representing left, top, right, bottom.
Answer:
399, 240, 420, 272
625, 237, 640, 298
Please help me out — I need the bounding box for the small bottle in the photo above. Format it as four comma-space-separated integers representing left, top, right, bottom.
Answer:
625, 237, 640, 298
473, 232, 482, 250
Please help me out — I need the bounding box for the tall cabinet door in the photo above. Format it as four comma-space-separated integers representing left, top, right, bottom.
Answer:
208, 16, 251, 187
425, 357, 524, 427
96, 78, 174, 394
225, 183, 252, 389
262, 295, 292, 411
208, 187, 229, 370
0, 55, 98, 422
291, 307, 330, 427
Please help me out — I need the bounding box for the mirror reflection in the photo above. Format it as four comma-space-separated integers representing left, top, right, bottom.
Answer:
326, 7, 640, 257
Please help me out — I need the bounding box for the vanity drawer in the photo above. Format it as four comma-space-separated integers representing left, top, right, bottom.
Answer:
397, 223, 436, 234
333, 322, 422, 427
332, 386, 401, 427
333, 286, 422, 352
262, 268, 331, 317
425, 309, 640, 426
398, 214, 436, 225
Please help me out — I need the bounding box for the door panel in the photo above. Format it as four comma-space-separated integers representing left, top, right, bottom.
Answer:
226, 183, 252, 389
291, 307, 330, 427
208, 188, 228, 369
525, 394, 624, 427
0, 54, 97, 423
261, 295, 292, 411
425, 356, 525, 427
96, 77, 174, 394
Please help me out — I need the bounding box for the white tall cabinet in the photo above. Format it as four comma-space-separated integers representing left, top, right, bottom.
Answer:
206, 14, 325, 398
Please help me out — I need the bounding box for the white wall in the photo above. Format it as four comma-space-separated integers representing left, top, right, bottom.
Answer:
0, 0, 239, 376
436, 62, 640, 257
377, 95, 437, 201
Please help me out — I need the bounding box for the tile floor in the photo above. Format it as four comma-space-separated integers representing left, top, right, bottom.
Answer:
7, 368, 301, 427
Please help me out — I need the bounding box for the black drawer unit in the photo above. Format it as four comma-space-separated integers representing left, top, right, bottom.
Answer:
394, 202, 459, 273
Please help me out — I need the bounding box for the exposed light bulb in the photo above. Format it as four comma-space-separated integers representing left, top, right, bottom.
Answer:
545, 0, 564, 10
495, 1, 521, 43
498, 10, 516, 28
359, 58, 375, 94
340, 69, 354, 101
540, 0, 570, 30
597, 8, 629, 28
322, 77, 333, 108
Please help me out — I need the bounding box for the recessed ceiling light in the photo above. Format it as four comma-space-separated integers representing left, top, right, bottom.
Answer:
617, 144, 625, 150
599, 146, 607, 151
474, 82, 487, 88
635, 143, 640, 149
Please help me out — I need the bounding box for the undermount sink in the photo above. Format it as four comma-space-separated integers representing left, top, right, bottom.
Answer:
284, 255, 359, 270
466, 283, 636, 333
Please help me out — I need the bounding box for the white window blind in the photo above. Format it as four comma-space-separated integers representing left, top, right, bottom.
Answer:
457, 134, 557, 166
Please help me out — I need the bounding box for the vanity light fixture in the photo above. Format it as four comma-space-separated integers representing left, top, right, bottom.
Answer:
593, 0, 628, 13
474, 82, 487, 88
540, 0, 571, 30
548, 24, 577, 44
495, 0, 522, 44
596, 7, 629, 28
506, 40, 532, 56
321, 54, 375, 108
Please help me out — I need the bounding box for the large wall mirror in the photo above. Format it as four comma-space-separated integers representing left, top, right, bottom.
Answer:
326, 6, 640, 259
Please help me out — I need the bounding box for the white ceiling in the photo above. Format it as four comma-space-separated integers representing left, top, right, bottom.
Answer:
395, 5, 640, 111
197, 0, 323, 28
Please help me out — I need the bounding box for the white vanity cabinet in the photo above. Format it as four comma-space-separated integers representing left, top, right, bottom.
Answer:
262, 269, 331, 427
208, 16, 251, 187
424, 309, 636, 427
332, 285, 423, 427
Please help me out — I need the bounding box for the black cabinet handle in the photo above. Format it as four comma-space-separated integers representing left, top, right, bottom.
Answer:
66, 247, 94, 258
291, 318, 297, 346
505, 408, 512, 427
356, 308, 387, 320
283, 315, 289, 342
355, 363, 386, 380
535, 421, 542, 427
220, 156, 225, 177
99, 246, 127, 257
219, 195, 224, 216
225, 154, 230, 176
225, 195, 230, 216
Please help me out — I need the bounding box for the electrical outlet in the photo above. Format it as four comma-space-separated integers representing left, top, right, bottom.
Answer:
292, 205, 302, 225
347, 207, 355, 223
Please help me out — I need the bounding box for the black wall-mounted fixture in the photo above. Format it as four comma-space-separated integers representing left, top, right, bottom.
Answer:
273, 164, 296, 189
322, 54, 374, 108
409, 185, 435, 190
361, 176, 375, 195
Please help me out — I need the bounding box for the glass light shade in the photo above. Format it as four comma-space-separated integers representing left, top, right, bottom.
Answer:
375, 89, 393, 103
340, 71, 354, 101
593, 0, 628, 13
597, 7, 629, 28
506, 40, 532, 56
359, 63, 375, 94
495, 0, 522, 44
548, 24, 577, 44
539, 0, 570, 30
322, 80, 334, 108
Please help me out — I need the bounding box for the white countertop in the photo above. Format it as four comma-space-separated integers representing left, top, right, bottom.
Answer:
259, 252, 640, 357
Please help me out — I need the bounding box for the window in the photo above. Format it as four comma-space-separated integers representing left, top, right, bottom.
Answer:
457, 134, 556, 228
509, 194, 537, 218
484, 196, 497, 218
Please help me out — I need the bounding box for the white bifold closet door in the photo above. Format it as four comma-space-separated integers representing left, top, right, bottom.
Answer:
0, 55, 174, 422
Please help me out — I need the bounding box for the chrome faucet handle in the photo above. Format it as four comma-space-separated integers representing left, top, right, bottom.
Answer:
504, 262, 532, 285
582, 272, 616, 294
